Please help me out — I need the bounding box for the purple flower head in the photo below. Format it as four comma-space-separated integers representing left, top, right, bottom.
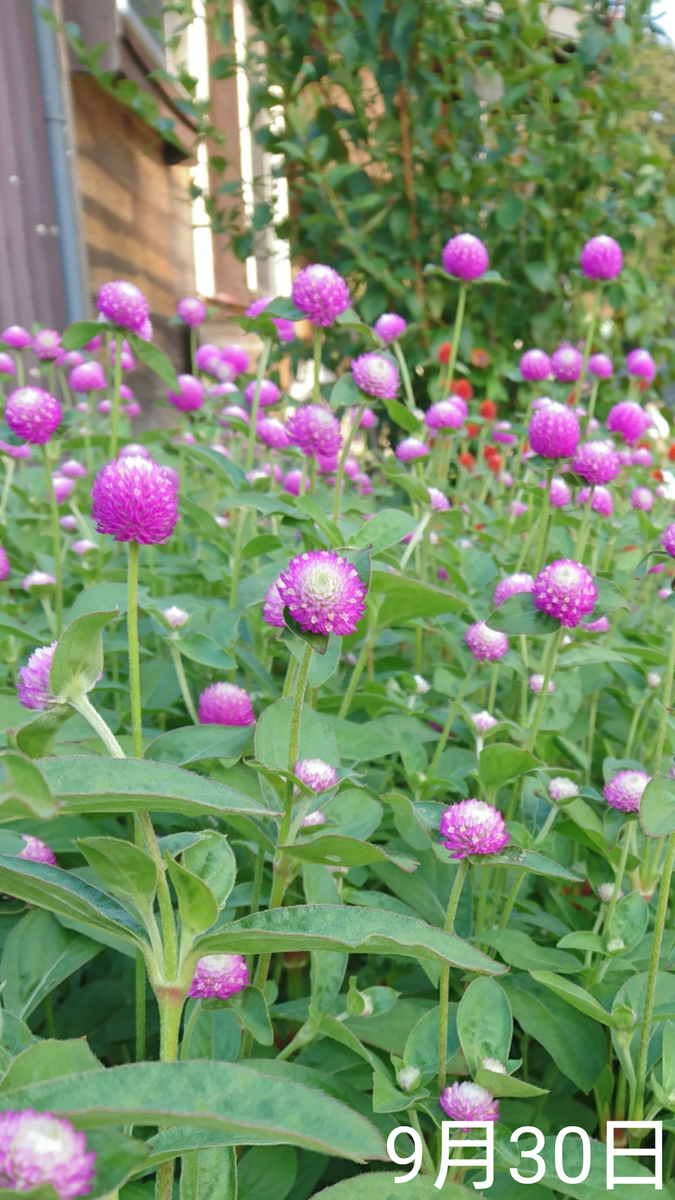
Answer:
396, 437, 430, 463
425, 399, 465, 431
96, 280, 149, 333
2, 326, 31, 350
22, 571, 55, 592
626, 348, 656, 383
33, 330, 62, 361
0, 1109, 96, 1198
91, 456, 179, 545
257, 418, 290, 450
572, 439, 621, 486
520, 349, 551, 382
442, 233, 489, 281
547, 477, 572, 508
606, 401, 652, 446
138, 316, 153, 342
530, 673, 555, 694
119, 443, 152, 460
162, 605, 189, 629
0, 547, 9, 582
246, 298, 295, 343
509, 500, 528, 519
219, 404, 249, 428
359, 407, 377, 429
580, 615, 610, 633
351, 352, 399, 400
198, 682, 255, 726
439, 1082, 499, 1130
631, 486, 654, 512
578, 485, 613, 516
440, 799, 509, 859
60, 516, 77, 533
301, 809, 326, 827
659, 586, 672, 600
0, 354, 16, 377
427, 486, 450, 511
551, 345, 583, 383
188, 953, 249, 1000
471, 711, 498, 735
16, 642, 57, 710
604, 769, 650, 813
52, 474, 75, 505
109, 341, 134, 372
168, 374, 204, 412
60, 459, 88, 479
632, 447, 653, 467
588, 353, 613, 380
549, 777, 579, 802
344, 456, 360, 481
177, 296, 206, 326
284, 468, 308, 497
464, 621, 508, 663
528, 401, 580, 459
18, 835, 56, 865
286, 405, 342, 458
220, 344, 250, 378
374, 313, 407, 344
195, 343, 222, 376
532, 560, 598, 628
660, 524, 675, 558
317, 453, 338, 475
493, 573, 534, 606
244, 379, 280, 408
72, 539, 97, 557
493, 421, 516, 446
295, 758, 338, 794
580, 235, 623, 280
278, 550, 367, 637
5, 387, 62, 445
97, 400, 111, 415
262, 579, 285, 628
291, 264, 350, 326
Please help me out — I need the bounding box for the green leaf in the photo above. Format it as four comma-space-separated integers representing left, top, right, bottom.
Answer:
0, 1038, 102, 1092
0, 752, 58, 822
242, 534, 282, 560
1, 910, 101, 1019
478, 743, 539, 788
144, 725, 252, 767
380, 460, 429, 505
469, 846, 584, 881
183, 832, 236, 909
478, 929, 583, 973
166, 856, 218, 940
283, 608, 328, 655
227, 987, 274, 1046
60, 321, 106, 351
329, 373, 362, 410
498, 1135, 661, 1199
524, 260, 558, 294
282, 834, 418, 873
16, 707, 74, 760
181, 1145, 236, 1200
608, 890, 649, 952
77, 837, 157, 913
403, 1004, 460, 1075
352, 509, 417, 555
237, 1146, 297, 1200
486, 593, 558, 635
639, 772, 675, 838
592, 576, 629, 619
382, 791, 431, 852
264, 298, 304, 321
0, 614, 40, 642
370, 571, 464, 627
457, 977, 512, 1073
196, 904, 506, 974
530, 971, 620, 1028
182, 444, 246, 491
503, 975, 606, 1091
255, 701, 339, 771
178, 635, 236, 672
381, 398, 420, 433
312, 1173, 461, 1199
50, 610, 117, 699
127, 332, 179, 390
475, 1067, 547, 1097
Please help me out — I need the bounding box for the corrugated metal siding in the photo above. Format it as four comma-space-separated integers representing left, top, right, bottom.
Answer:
0, 0, 66, 331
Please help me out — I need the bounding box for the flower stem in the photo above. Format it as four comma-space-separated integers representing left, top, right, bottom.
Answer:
127, 540, 143, 759
70, 693, 126, 758
110, 332, 123, 461
180, 998, 202, 1059
533, 467, 553, 576
428, 664, 477, 778
653, 612, 675, 772
135, 953, 145, 1061
632, 831, 675, 1121
438, 859, 469, 1090
499, 869, 525, 928
571, 285, 602, 410
313, 326, 322, 404
155, 992, 185, 1200
444, 283, 467, 394
526, 626, 563, 753
0, 459, 15, 521
587, 377, 600, 424
245, 338, 271, 474
169, 644, 199, 725
393, 340, 415, 411
41, 445, 62, 635
575, 487, 596, 564
603, 820, 634, 940
338, 640, 370, 719
333, 399, 367, 522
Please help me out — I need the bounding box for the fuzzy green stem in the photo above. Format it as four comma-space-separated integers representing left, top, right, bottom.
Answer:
632, 831, 675, 1122
155, 993, 185, 1200
135, 953, 146, 1061
575, 487, 596, 564
110, 332, 123, 460
70, 693, 126, 758
488, 663, 499, 714
0, 459, 15, 521
429, 664, 477, 777
603, 820, 634, 942
438, 859, 469, 1091
169, 644, 199, 725
42, 446, 62, 634
533, 468, 553, 576
499, 869, 525, 928
408, 1108, 436, 1177
245, 338, 272, 473
338, 641, 370, 719
333, 399, 367, 522
393, 340, 415, 411
312, 326, 322, 404
653, 613, 675, 772
127, 540, 143, 759
444, 283, 467, 394
587, 377, 600, 425
526, 626, 563, 752
571, 285, 602, 410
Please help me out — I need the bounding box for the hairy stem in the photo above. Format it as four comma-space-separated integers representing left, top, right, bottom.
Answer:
632, 832, 675, 1121
333, 400, 367, 522
169, 644, 199, 725
42, 446, 62, 635
438, 859, 469, 1090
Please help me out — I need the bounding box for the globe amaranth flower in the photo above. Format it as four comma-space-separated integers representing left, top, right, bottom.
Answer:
0, 354, 15, 377
580, 235, 623, 280
286, 405, 342, 458
22, 571, 55, 592
648, 671, 662, 688
246, 297, 295, 343
606, 401, 652, 446
0, 547, 9, 582
661, 525, 675, 557
162, 605, 189, 629
598, 882, 624, 904
343, 456, 360, 481
604, 769, 650, 813
219, 404, 249, 428
425, 398, 466, 431
464, 621, 508, 663
626, 348, 656, 383
278, 550, 367, 637
1, 325, 31, 350
442, 233, 489, 281
532, 560, 598, 628
581, 615, 610, 633
5, 387, 62, 444
528, 401, 580, 459
97, 280, 149, 332
493, 573, 534, 607
16, 642, 57, 710
18, 835, 56, 865
291, 264, 350, 326
632, 446, 653, 467
220, 344, 249, 378
551, 345, 583, 383
547, 477, 572, 508
60, 459, 87, 479
177, 296, 206, 326
520, 349, 551, 382
72, 539, 97, 557
493, 421, 516, 446
440, 799, 510, 860
295, 758, 338, 793
195, 343, 222, 376
244, 379, 280, 408
301, 810, 326, 828
33, 330, 62, 361
52, 475, 75, 506
439, 1081, 500, 1130
530, 673, 555, 694
351, 352, 399, 400
0, 1109, 96, 1198
262, 579, 285, 628
471, 711, 498, 735
395, 437, 430, 463
257, 417, 290, 450
168, 374, 204, 412
578, 485, 613, 517
126, 400, 141, 420
549, 777, 579, 802
91, 456, 179, 545
283, 468, 308, 497
631, 486, 654, 512
68, 362, 106, 394
188, 953, 249, 1000
588, 353, 613, 380
198, 682, 255, 726
97, 400, 111, 415
374, 313, 406, 344
359, 407, 377, 429
428, 486, 450, 512
509, 500, 528, 519
572, 439, 621, 486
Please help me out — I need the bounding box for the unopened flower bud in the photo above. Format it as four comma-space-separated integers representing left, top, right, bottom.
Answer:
397, 1065, 421, 1093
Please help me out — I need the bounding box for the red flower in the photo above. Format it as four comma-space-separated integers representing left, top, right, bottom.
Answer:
471, 348, 491, 369
438, 341, 452, 365
466, 423, 479, 438
487, 453, 501, 472
453, 379, 473, 401
639, 380, 649, 392
668, 445, 675, 462
653, 469, 664, 482
479, 400, 496, 420
458, 451, 475, 469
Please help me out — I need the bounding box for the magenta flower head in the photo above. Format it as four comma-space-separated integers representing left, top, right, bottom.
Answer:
351, 352, 399, 400
588, 353, 613, 380
61, 459, 88, 479
464, 621, 508, 663
359, 407, 377, 429
626, 348, 656, 383
301, 809, 326, 827
5, 387, 62, 445
530, 673, 555, 695
520, 349, 551, 382
119, 443, 152, 460
0, 1109, 96, 1198
291, 264, 350, 326
91, 456, 179, 545
127, 400, 141, 419
72, 539, 97, 558
442, 233, 489, 281
52, 475, 75, 505
0, 354, 16, 377
428, 486, 450, 512
532, 560, 598, 628
604, 769, 650, 813
33, 330, 62, 361
631, 486, 654, 513
60, 515, 77, 532
295, 758, 338, 794
257, 417, 290, 450
195, 344, 222, 376
632, 447, 653, 468
528, 401, 580, 459
439, 1082, 499, 1131
168, 374, 204, 412
284, 468, 308, 497
493, 421, 516, 446
581, 615, 610, 633
262, 579, 285, 628
2, 325, 31, 350
246, 297, 295, 343
606, 401, 652, 446
660, 525, 675, 558
219, 404, 249, 429
396, 437, 430, 463
551, 345, 583, 383
18, 834, 56, 865
244, 379, 280, 408
188, 953, 249, 1000
548, 477, 572, 508
220, 344, 249, 379
580, 235, 623, 280
278, 550, 367, 636
578, 485, 613, 516
16, 642, 57, 710
549, 777, 579, 803
286, 405, 342, 458
162, 605, 190, 630
96, 280, 149, 332
493, 573, 534, 607
572, 439, 621, 485
0, 547, 9, 582
22, 571, 55, 592
374, 313, 407, 344
425, 399, 465, 432
440, 799, 509, 859
177, 296, 206, 326
198, 682, 255, 726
